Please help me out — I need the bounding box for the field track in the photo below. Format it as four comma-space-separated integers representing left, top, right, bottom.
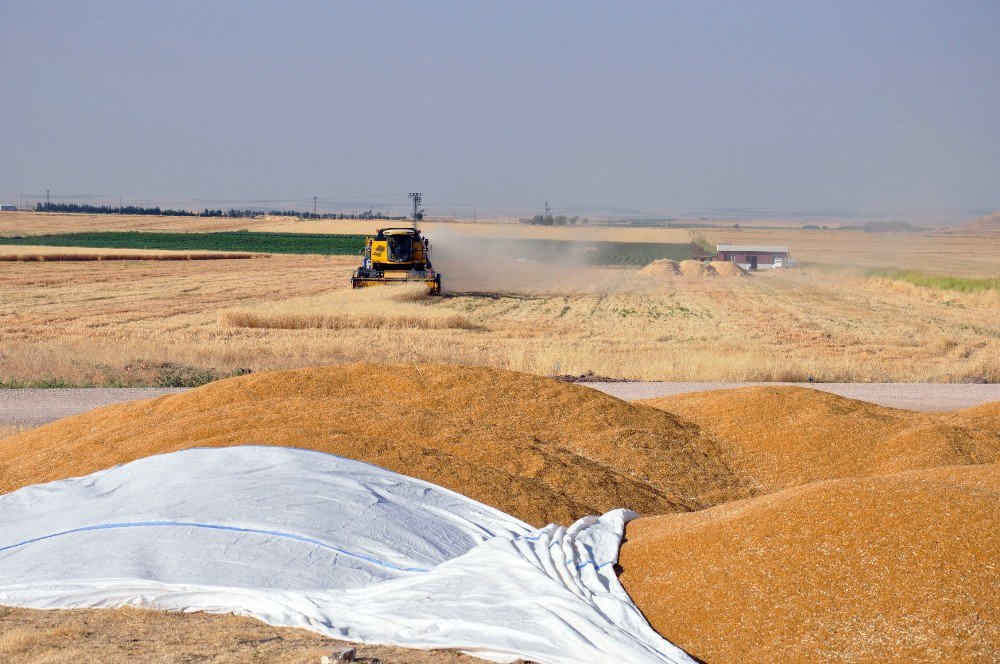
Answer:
2, 382, 998, 428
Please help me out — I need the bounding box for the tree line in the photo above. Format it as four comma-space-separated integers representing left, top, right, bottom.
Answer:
34, 202, 405, 221
524, 214, 591, 226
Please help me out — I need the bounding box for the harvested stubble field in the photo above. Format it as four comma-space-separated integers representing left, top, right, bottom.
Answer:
2, 365, 997, 662
219, 284, 482, 331
1, 238, 998, 385
0, 244, 260, 262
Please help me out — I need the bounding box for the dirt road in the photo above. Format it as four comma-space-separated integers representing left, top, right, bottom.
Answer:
2, 382, 998, 429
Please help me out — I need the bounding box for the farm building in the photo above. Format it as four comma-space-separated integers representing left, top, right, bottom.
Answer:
0, 203, 17, 211
715, 244, 792, 270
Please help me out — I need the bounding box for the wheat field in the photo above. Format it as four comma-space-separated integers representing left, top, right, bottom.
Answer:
1, 233, 998, 384
5, 211, 999, 275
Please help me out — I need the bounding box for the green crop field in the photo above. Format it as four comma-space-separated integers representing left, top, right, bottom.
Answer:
0, 231, 367, 255
866, 268, 1000, 293
0, 231, 695, 266
457, 238, 696, 267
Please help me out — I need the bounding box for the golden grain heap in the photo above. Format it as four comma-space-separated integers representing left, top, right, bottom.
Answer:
618, 385, 1000, 662
639, 258, 749, 278
3, 365, 998, 663
641, 386, 999, 491
618, 464, 1000, 663
1, 364, 749, 527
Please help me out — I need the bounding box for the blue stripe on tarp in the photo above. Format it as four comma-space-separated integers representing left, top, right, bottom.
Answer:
0, 521, 430, 573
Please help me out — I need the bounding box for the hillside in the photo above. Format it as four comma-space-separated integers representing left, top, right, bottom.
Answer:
957, 210, 1000, 235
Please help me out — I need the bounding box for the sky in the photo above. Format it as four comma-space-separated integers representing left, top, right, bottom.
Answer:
1, 1, 998, 217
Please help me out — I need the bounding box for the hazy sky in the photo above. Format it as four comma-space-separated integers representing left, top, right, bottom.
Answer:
1, 1, 998, 216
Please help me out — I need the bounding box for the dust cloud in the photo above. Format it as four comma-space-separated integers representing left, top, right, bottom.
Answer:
426, 226, 632, 295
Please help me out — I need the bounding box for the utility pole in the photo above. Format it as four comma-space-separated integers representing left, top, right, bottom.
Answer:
18, 192, 21, 211
313, 196, 317, 215
408, 192, 422, 227
46, 189, 50, 209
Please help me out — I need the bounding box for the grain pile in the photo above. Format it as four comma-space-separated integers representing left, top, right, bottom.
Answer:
618, 463, 1000, 662
944, 399, 1000, 431
639, 258, 749, 278
218, 285, 479, 331
0, 364, 750, 526
638, 258, 681, 276
6, 369, 998, 662
709, 260, 749, 276
677, 259, 714, 277
641, 386, 999, 492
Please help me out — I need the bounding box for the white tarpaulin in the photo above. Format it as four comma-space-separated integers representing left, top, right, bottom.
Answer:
0, 446, 693, 664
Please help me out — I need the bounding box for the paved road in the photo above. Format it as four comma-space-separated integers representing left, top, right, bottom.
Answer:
0, 388, 188, 427
1, 383, 998, 428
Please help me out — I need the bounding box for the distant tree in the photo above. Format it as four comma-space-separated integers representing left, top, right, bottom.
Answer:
35, 202, 194, 217
687, 230, 715, 254
30, 201, 405, 221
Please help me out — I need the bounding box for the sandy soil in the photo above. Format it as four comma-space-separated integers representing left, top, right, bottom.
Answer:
2, 382, 998, 429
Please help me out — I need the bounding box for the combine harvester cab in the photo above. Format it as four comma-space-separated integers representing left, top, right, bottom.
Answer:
351, 227, 442, 295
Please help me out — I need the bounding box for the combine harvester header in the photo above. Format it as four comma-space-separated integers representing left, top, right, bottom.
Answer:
351, 192, 442, 294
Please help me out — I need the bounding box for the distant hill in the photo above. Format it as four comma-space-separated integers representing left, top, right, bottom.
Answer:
957, 210, 1000, 235
837, 220, 922, 233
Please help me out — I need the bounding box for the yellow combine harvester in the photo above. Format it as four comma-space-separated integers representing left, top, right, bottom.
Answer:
351, 227, 442, 295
